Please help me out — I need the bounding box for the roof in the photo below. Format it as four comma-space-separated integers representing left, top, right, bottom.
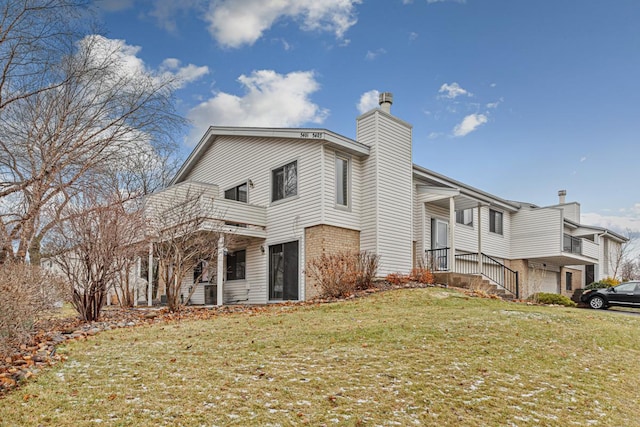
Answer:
171, 126, 370, 185
412, 163, 521, 212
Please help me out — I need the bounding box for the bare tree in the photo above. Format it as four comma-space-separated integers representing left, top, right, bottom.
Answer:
146, 185, 229, 312
609, 230, 636, 280
46, 181, 147, 321
0, 0, 90, 112
0, 31, 183, 263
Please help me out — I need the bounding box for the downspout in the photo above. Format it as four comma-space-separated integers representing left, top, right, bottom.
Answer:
216, 235, 224, 306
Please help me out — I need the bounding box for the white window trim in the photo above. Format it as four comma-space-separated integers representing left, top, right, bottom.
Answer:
224, 179, 250, 204
489, 208, 504, 235
270, 159, 299, 205
334, 152, 351, 211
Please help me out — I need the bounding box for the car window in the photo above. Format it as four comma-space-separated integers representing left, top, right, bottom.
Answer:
614, 283, 638, 292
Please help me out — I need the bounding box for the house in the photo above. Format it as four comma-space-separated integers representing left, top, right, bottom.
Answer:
145, 92, 626, 305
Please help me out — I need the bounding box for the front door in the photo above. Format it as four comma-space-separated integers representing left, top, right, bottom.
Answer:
269, 241, 299, 300
431, 219, 449, 270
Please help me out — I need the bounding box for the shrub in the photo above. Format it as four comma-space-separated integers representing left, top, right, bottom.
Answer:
306, 251, 380, 298
0, 262, 68, 359
410, 266, 434, 284
385, 272, 410, 286
585, 277, 621, 290
527, 292, 577, 307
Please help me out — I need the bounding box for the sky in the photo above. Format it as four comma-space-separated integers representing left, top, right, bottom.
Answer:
95, 0, 640, 239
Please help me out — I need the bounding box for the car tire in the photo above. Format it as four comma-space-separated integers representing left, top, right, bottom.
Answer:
589, 295, 606, 310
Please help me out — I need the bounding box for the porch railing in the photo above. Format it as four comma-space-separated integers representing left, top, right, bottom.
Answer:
425, 248, 519, 298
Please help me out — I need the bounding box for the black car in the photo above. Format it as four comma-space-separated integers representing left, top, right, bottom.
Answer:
581, 281, 640, 309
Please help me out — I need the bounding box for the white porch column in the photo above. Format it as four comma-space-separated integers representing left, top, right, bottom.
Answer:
147, 243, 153, 306
449, 197, 456, 272
134, 256, 141, 307
477, 203, 483, 273
216, 235, 224, 306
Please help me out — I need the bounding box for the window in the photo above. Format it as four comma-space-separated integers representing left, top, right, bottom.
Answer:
455, 208, 473, 226
489, 209, 503, 235
224, 182, 247, 202
335, 155, 349, 207
272, 161, 297, 202
565, 271, 573, 291
194, 261, 210, 283
226, 250, 246, 281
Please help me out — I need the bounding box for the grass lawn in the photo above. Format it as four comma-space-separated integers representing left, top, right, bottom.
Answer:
1, 287, 640, 426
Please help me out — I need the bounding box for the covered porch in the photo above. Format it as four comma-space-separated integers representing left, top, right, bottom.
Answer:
416, 183, 520, 297
144, 181, 267, 306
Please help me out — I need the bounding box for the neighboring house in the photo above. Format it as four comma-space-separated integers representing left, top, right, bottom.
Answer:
145, 93, 626, 305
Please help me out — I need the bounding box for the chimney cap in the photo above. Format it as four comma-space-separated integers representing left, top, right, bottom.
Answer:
379, 92, 393, 106
558, 189, 567, 196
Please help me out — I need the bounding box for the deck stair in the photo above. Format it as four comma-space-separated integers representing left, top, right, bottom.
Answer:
432, 272, 514, 299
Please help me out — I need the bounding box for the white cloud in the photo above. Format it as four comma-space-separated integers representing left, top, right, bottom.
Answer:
438, 82, 471, 99
409, 32, 418, 41
580, 156, 587, 162
80, 35, 209, 90
148, 0, 202, 33
205, 0, 361, 48
160, 59, 210, 89
486, 97, 503, 109
187, 70, 329, 144
582, 210, 640, 235
357, 90, 380, 114
365, 48, 386, 61
453, 113, 487, 137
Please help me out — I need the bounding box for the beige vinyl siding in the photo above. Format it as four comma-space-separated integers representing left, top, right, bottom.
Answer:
322, 146, 362, 231
455, 209, 478, 253
480, 206, 511, 259
184, 135, 322, 301
180, 274, 198, 304
357, 113, 378, 254
376, 117, 413, 274
510, 208, 562, 259
357, 110, 413, 275
246, 241, 268, 304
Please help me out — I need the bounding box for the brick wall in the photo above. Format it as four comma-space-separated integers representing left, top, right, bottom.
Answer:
506, 259, 529, 298
560, 267, 583, 298
304, 225, 360, 299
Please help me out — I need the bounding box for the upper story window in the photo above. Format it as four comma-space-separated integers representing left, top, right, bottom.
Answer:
225, 182, 247, 203
489, 209, 503, 235
226, 250, 246, 281
335, 154, 349, 207
455, 208, 473, 226
272, 161, 297, 202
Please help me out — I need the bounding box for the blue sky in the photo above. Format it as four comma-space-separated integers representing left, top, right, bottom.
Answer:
96, 0, 640, 237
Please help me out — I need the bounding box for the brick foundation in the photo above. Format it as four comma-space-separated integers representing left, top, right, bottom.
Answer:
304, 225, 360, 299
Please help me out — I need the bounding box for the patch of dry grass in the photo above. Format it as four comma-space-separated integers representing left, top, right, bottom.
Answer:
2, 288, 640, 426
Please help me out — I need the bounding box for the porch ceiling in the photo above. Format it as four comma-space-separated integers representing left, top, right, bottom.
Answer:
416, 185, 482, 210
527, 253, 597, 267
